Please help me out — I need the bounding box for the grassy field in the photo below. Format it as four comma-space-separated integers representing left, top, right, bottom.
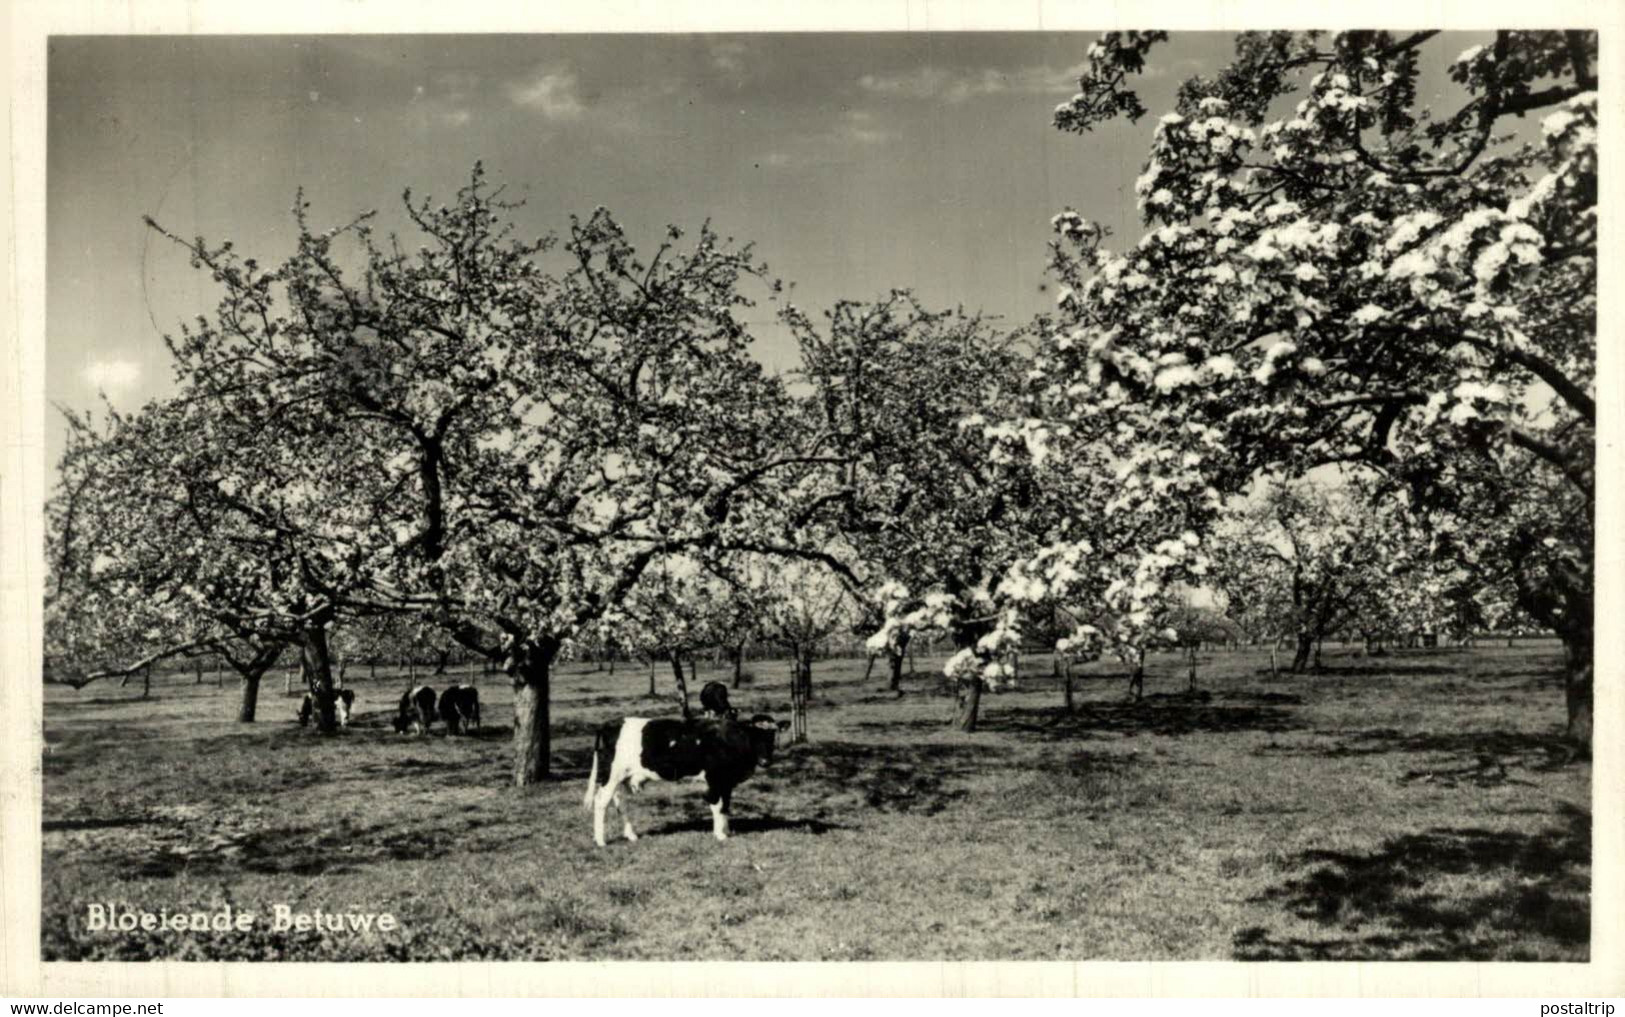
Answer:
39, 643, 1589, 961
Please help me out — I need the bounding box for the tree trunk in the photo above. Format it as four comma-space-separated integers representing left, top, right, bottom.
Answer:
302, 625, 340, 734
1315, 636, 1324, 669
789, 657, 809, 744
671, 654, 691, 718
950, 616, 993, 731
888, 631, 911, 691
863, 653, 877, 682
237, 670, 263, 723
1187, 644, 1197, 691
141, 665, 151, 699
649, 658, 657, 697
235, 644, 282, 723
731, 644, 745, 688
511, 644, 556, 786
953, 676, 983, 732
1129, 648, 1145, 702
1564, 632, 1593, 756
1062, 661, 1074, 712
1291, 633, 1314, 673
1269, 641, 1279, 678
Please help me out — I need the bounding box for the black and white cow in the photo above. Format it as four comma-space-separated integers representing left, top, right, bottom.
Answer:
438, 684, 481, 734
698, 681, 737, 719
393, 685, 437, 735
297, 689, 356, 728
582, 713, 790, 846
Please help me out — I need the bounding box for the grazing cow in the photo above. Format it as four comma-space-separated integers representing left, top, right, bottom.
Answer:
699, 681, 737, 719
582, 712, 790, 847
297, 689, 356, 728
438, 684, 481, 735
393, 685, 437, 735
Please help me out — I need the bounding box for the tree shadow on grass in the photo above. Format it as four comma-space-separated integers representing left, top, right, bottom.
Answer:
43, 816, 151, 832
1234, 805, 1590, 960
110, 819, 476, 880
1258, 728, 1582, 771
984, 700, 1302, 740
766, 739, 1016, 817
48, 695, 160, 708
1307, 663, 1462, 678
632, 815, 851, 839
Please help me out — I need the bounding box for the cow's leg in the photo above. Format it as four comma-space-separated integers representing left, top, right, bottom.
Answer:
593, 771, 626, 848
612, 787, 638, 842
706, 785, 729, 842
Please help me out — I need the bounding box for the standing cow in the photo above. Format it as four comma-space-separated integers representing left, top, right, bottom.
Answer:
583, 712, 788, 846
393, 686, 437, 735
699, 681, 737, 719
438, 685, 481, 735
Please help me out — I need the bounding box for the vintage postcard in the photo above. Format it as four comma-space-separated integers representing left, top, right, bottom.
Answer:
2, 0, 1621, 999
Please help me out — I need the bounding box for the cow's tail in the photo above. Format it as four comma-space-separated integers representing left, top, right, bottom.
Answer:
582, 729, 603, 811
581, 721, 611, 809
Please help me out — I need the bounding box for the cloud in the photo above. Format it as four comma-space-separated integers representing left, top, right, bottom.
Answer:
859, 62, 1091, 103
83, 358, 141, 393
758, 110, 893, 169
507, 66, 584, 119
834, 108, 892, 145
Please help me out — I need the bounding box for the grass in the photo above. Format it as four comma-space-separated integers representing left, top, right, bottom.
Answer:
39, 643, 1589, 961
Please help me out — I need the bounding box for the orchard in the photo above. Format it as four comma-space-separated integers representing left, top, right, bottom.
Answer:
40, 30, 1595, 963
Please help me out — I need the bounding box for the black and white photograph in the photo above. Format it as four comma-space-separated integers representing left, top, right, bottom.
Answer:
3, 0, 1620, 995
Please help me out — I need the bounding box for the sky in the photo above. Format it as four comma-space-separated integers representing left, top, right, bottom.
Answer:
46, 31, 1481, 468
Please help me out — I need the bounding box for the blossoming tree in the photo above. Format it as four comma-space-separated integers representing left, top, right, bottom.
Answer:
121, 165, 825, 782
1209, 478, 1416, 672
1048, 30, 1596, 749
46, 401, 315, 721
782, 294, 1070, 730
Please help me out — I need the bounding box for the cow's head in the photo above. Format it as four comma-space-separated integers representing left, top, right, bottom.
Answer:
746, 713, 792, 765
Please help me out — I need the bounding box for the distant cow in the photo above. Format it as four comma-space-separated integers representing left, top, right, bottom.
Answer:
582, 712, 789, 847
699, 681, 737, 719
297, 689, 356, 728
438, 685, 481, 734
393, 686, 437, 735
